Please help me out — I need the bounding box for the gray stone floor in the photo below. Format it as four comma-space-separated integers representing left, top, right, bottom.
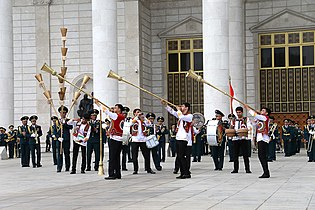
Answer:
0, 147, 314, 210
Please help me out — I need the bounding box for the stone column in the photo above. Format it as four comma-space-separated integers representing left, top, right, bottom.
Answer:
92, 0, 118, 106
0, 0, 13, 126
229, 0, 244, 110
203, 0, 230, 120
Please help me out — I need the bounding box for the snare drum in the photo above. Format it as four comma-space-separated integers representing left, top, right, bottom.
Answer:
225, 129, 236, 138
237, 128, 248, 137
206, 120, 219, 146
146, 135, 159, 148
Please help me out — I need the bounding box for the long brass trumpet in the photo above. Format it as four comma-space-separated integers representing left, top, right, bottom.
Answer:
107, 70, 176, 108
186, 70, 256, 111
41, 63, 110, 109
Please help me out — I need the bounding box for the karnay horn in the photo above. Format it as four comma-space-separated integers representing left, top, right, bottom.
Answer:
107, 70, 176, 108
186, 69, 256, 111
41, 64, 110, 109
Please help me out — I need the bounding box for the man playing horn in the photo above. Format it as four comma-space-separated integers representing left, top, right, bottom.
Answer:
162, 101, 193, 179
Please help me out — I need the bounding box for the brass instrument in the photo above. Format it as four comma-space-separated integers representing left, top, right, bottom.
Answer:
107, 70, 176, 108
98, 108, 105, 176
186, 70, 257, 111
41, 63, 110, 109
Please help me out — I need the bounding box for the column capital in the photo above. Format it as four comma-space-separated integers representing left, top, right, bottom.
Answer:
33, 0, 51, 5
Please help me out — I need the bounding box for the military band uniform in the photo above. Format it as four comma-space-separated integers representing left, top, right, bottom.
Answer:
211, 110, 226, 171
45, 132, 51, 152
295, 125, 303, 153
306, 116, 315, 162
282, 120, 294, 157
0, 128, 8, 151
87, 110, 106, 171
29, 115, 43, 168
47, 117, 59, 166
268, 118, 279, 162
156, 117, 168, 162
7, 125, 17, 159
17, 116, 31, 167
192, 126, 205, 162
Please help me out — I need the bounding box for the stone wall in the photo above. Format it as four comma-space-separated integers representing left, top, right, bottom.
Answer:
245, 0, 315, 109
150, 0, 202, 119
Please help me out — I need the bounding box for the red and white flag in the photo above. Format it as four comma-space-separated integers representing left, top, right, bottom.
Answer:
229, 77, 240, 115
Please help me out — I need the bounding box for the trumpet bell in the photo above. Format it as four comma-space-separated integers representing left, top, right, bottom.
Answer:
60, 27, 68, 37
41, 63, 57, 75
61, 47, 68, 56
81, 75, 90, 87
35, 74, 43, 83
73, 91, 81, 101
107, 70, 122, 81
43, 90, 52, 100
186, 69, 202, 82
58, 91, 65, 101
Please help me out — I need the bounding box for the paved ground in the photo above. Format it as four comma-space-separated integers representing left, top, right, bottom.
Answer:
0, 147, 314, 210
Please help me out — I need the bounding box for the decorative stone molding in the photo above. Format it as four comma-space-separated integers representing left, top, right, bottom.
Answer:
250, 9, 315, 33
158, 16, 202, 38
33, 0, 51, 5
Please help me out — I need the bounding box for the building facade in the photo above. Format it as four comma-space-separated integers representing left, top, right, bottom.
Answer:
1, 0, 315, 131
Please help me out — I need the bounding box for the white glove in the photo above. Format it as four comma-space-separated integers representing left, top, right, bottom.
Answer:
52, 135, 56, 138
58, 137, 63, 142
31, 133, 36, 138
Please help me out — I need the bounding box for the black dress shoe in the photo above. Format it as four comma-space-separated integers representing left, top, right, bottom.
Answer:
147, 170, 156, 174
197, 159, 201, 162
122, 168, 128, 171
116, 176, 121, 179
192, 159, 197, 162
37, 164, 42, 167
308, 160, 312, 162
183, 174, 191, 179
173, 170, 178, 174
81, 170, 85, 174
267, 160, 273, 162
104, 176, 116, 180
156, 166, 162, 171
133, 171, 138, 174
176, 175, 184, 179
86, 168, 91, 171
70, 171, 76, 174
54, 163, 57, 165
231, 170, 238, 173
218, 168, 222, 171
33, 165, 36, 168
229, 160, 233, 162
246, 170, 252, 173
214, 168, 219, 171
65, 168, 70, 172
57, 170, 61, 173
259, 174, 270, 178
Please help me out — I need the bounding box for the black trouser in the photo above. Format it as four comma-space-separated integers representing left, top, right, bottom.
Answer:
228, 139, 234, 161
307, 140, 315, 161
151, 145, 161, 170
52, 140, 57, 165
8, 142, 15, 158
20, 143, 30, 166
71, 142, 86, 172
284, 139, 291, 156
296, 139, 301, 153
16, 143, 21, 158
192, 139, 202, 161
56, 141, 71, 171
169, 139, 176, 157
211, 140, 225, 170
176, 140, 189, 176
87, 142, 100, 171
131, 142, 150, 172
158, 140, 166, 161
46, 140, 51, 152
258, 141, 269, 176
121, 144, 129, 170
268, 140, 276, 161
233, 140, 250, 172
108, 139, 122, 178
30, 144, 41, 167
174, 145, 192, 172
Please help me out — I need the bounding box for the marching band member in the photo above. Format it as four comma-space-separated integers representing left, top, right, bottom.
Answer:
192, 126, 206, 162
169, 124, 177, 157
163, 101, 193, 179
156, 116, 168, 162
17, 116, 30, 167
7, 125, 17, 159
29, 115, 43, 168
245, 106, 271, 178
97, 102, 125, 180
282, 119, 294, 157
268, 116, 279, 162
130, 110, 155, 174
87, 109, 106, 172
230, 107, 251, 174
211, 110, 226, 171
307, 116, 315, 162
58, 106, 73, 172
0, 127, 8, 149
146, 112, 162, 171
67, 113, 91, 174
121, 107, 131, 171
48, 116, 59, 167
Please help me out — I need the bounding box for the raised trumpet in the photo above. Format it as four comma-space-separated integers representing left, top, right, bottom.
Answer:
186, 70, 256, 111
107, 70, 177, 108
